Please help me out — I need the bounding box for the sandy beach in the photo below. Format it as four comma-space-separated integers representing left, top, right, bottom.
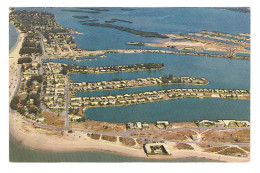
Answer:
8, 13, 249, 162
8, 29, 250, 162
9, 27, 25, 101
9, 110, 249, 162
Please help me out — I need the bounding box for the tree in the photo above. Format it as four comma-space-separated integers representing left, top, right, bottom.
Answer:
31, 75, 43, 83
21, 98, 28, 106
17, 107, 26, 115
17, 57, 32, 64
10, 96, 19, 110
28, 107, 38, 114
26, 79, 33, 88
74, 108, 79, 115
37, 87, 41, 94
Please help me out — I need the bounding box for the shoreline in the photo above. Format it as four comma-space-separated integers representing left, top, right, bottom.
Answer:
9, 10, 250, 162
9, 23, 25, 101
9, 23, 19, 53
9, 111, 249, 162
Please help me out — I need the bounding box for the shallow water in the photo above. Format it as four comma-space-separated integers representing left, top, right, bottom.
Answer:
9, 23, 18, 51
9, 135, 217, 162
10, 7, 250, 162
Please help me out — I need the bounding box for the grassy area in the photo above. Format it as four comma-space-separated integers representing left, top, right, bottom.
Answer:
204, 146, 229, 153
131, 131, 189, 141
175, 143, 194, 150
218, 147, 248, 157
202, 129, 250, 143
119, 137, 136, 146
101, 135, 117, 142
70, 120, 125, 132
87, 133, 101, 140
175, 130, 197, 138
239, 145, 250, 152
136, 139, 143, 145
40, 112, 65, 128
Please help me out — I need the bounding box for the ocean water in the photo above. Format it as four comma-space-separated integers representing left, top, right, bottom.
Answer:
40, 7, 250, 123
9, 23, 18, 51
10, 7, 249, 162
9, 135, 217, 162
17, 7, 250, 50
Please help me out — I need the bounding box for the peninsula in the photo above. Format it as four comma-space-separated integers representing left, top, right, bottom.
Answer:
9, 8, 250, 162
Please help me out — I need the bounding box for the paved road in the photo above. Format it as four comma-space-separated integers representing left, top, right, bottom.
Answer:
11, 29, 250, 147
19, 114, 250, 146
11, 65, 22, 100
64, 76, 69, 129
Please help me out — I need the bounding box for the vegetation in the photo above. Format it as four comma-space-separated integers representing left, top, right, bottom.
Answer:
175, 143, 194, 150
27, 106, 41, 115
65, 63, 165, 74
119, 137, 136, 146
17, 107, 26, 115
82, 23, 169, 38
69, 108, 79, 115
204, 146, 229, 153
18, 57, 32, 64
88, 133, 101, 140
40, 112, 65, 128
61, 9, 101, 14
19, 32, 42, 55
72, 16, 89, 19
239, 145, 250, 152
10, 96, 20, 110
218, 147, 248, 157
101, 135, 117, 142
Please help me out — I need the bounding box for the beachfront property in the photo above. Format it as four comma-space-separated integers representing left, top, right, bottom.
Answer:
196, 120, 250, 127
144, 142, 171, 156
9, 8, 251, 162
156, 121, 170, 129
126, 122, 150, 130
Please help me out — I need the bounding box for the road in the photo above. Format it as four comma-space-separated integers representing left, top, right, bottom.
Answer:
19, 113, 250, 146
64, 76, 69, 129
10, 29, 250, 148
11, 65, 22, 101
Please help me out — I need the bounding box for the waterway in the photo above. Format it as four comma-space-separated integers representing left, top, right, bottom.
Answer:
10, 7, 250, 162
39, 7, 250, 123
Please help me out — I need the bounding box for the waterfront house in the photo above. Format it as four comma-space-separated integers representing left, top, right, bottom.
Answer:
126, 122, 134, 129
156, 121, 170, 129
144, 143, 171, 156
135, 122, 142, 129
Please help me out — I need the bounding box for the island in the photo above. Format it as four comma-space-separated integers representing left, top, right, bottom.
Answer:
9, 8, 250, 162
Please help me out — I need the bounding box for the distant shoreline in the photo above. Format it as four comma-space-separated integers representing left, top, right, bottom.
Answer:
9, 9, 250, 162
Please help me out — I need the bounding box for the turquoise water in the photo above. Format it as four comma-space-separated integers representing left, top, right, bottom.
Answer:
18, 7, 250, 50
40, 7, 250, 123
85, 98, 250, 123
46, 53, 250, 90
10, 8, 250, 162
9, 135, 217, 162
